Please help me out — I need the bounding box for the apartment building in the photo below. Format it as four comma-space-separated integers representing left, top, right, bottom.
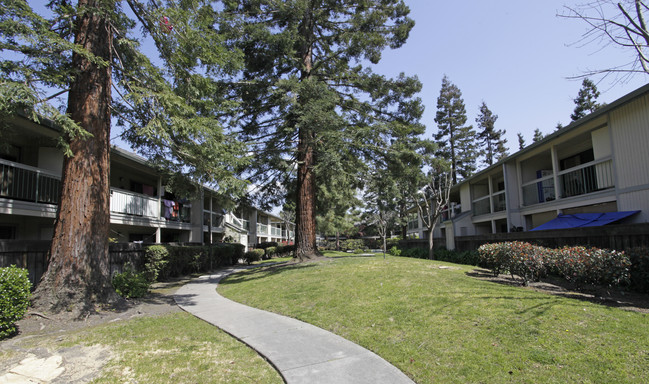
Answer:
408, 83, 649, 249
0, 114, 292, 248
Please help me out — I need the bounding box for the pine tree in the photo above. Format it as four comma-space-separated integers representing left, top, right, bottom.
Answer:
1, 0, 247, 312
533, 128, 545, 142
476, 101, 508, 167
225, 0, 422, 260
517, 132, 526, 149
433, 76, 476, 184
571, 78, 602, 121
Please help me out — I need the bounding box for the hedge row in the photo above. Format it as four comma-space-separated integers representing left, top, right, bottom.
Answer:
477, 242, 649, 291
143, 243, 245, 282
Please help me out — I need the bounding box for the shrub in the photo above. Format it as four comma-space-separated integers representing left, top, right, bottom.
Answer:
143, 245, 169, 282
477, 243, 511, 276
341, 239, 365, 252
244, 249, 265, 265
265, 246, 277, 258
505, 242, 549, 285
435, 249, 480, 266
257, 241, 278, 249
388, 246, 401, 256
386, 237, 402, 249
0, 266, 31, 338
276, 244, 295, 257
112, 264, 150, 299
401, 248, 428, 259
353, 248, 365, 254
550, 246, 630, 287
627, 247, 649, 293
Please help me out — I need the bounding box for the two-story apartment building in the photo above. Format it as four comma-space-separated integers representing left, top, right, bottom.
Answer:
408, 83, 649, 249
0, 114, 293, 249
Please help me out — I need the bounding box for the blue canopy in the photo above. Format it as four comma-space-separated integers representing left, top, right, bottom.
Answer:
531, 211, 640, 231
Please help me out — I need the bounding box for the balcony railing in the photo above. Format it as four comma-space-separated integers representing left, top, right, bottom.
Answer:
521, 158, 614, 206
203, 211, 224, 228
492, 191, 506, 212
257, 223, 269, 235
110, 188, 158, 218
271, 226, 282, 237
472, 196, 491, 216
0, 159, 61, 204
559, 159, 614, 198
522, 175, 555, 206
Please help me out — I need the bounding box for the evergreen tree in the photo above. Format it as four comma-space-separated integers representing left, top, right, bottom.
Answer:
571, 78, 602, 121
1, 0, 247, 312
433, 75, 476, 184
476, 101, 508, 167
517, 132, 526, 149
533, 128, 545, 142
225, 0, 422, 260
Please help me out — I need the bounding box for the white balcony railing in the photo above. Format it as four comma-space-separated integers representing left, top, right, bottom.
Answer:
110, 188, 158, 218
257, 223, 268, 235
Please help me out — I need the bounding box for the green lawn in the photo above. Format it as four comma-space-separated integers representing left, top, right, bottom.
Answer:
2, 312, 282, 384
218, 254, 649, 384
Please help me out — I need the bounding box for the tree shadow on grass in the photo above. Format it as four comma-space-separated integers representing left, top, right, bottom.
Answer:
219, 262, 321, 287
466, 268, 649, 313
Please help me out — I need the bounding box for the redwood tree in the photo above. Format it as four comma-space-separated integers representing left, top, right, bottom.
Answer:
1, 0, 247, 313
224, 0, 422, 260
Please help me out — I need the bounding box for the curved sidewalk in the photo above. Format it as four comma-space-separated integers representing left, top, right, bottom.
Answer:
174, 267, 415, 384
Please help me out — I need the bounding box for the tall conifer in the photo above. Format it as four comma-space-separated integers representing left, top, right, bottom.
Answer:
476, 101, 508, 167
433, 76, 476, 184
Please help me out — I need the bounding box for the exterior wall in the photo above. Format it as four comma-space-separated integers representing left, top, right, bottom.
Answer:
609, 94, 649, 223
37, 147, 63, 174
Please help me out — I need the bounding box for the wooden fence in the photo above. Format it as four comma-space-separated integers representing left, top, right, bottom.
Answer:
400, 223, 649, 253
0, 241, 148, 287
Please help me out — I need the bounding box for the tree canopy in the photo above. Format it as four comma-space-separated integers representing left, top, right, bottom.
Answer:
433, 75, 476, 184
476, 101, 508, 167
571, 78, 602, 121
224, 0, 423, 260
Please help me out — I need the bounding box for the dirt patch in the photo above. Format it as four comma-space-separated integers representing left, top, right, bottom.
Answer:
0, 278, 187, 383
467, 268, 649, 314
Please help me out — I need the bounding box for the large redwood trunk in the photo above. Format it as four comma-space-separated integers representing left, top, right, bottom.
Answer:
294, 7, 320, 261
34, 0, 117, 313
295, 125, 320, 260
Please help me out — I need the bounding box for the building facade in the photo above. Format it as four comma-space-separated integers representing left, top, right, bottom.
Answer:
0, 114, 293, 249
408, 84, 649, 249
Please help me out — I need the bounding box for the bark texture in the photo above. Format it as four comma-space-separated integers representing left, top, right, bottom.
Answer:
34, 0, 117, 313
294, 6, 320, 261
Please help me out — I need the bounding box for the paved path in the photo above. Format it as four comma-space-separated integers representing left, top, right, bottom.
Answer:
174, 267, 415, 384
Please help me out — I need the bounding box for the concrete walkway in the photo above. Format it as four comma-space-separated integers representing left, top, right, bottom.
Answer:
174, 267, 415, 384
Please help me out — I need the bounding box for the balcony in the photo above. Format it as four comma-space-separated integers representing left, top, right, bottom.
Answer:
559, 159, 614, 198
271, 226, 282, 237
492, 191, 506, 212
110, 189, 158, 218
257, 223, 269, 235
203, 211, 224, 228
1, 159, 61, 204
521, 158, 614, 206
472, 196, 491, 216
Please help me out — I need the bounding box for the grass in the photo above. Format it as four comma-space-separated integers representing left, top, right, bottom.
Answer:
218, 255, 649, 384
2, 306, 282, 383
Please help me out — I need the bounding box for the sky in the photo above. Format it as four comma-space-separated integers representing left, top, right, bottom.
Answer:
371, 0, 649, 154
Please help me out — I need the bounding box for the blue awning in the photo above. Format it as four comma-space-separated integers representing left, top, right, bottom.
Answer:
531, 211, 640, 231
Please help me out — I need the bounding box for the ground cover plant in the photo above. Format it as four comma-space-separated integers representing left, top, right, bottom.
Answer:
218, 255, 649, 384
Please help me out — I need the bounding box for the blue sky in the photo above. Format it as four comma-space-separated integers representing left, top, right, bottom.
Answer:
372, 0, 649, 154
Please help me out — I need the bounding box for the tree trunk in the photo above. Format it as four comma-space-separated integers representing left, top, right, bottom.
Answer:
335, 231, 340, 251
33, 0, 118, 314
428, 227, 435, 260
294, 6, 320, 261
295, 124, 320, 260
